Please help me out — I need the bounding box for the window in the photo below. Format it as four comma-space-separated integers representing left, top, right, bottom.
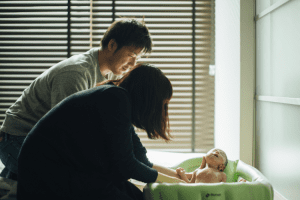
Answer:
0, 0, 215, 153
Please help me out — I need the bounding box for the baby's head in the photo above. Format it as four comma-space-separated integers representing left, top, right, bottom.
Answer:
205, 148, 228, 172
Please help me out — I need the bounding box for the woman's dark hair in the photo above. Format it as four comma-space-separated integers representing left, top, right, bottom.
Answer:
101, 18, 152, 54
97, 63, 173, 142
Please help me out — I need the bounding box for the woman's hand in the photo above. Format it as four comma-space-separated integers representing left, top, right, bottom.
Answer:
152, 164, 181, 179
176, 167, 185, 177
176, 167, 190, 183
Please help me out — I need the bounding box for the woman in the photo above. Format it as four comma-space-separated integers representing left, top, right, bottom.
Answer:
17, 63, 185, 200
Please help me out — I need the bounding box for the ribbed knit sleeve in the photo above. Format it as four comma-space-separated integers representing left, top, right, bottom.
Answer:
130, 126, 153, 168
96, 87, 158, 183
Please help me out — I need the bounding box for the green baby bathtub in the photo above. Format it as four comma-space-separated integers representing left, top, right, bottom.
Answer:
143, 157, 274, 200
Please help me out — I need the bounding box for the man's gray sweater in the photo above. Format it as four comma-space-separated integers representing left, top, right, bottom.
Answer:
0, 48, 113, 136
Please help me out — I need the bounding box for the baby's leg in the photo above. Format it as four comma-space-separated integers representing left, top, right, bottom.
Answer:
176, 168, 190, 183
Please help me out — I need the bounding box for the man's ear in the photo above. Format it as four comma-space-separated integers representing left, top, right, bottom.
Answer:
108, 39, 118, 52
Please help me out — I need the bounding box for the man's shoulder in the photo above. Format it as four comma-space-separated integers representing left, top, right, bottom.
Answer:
51, 49, 99, 73
46, 61, 93, 82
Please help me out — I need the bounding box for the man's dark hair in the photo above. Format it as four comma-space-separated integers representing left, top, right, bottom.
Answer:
101, 18, 152, 54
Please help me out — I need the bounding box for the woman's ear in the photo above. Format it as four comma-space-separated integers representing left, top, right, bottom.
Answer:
218, 164, 226, 172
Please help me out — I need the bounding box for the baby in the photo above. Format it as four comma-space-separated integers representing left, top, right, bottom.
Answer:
176, 148, 228, 183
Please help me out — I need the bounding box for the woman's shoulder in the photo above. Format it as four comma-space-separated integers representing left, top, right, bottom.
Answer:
96, 84, 129, 101
95, 83, 124, 92
102, 84, 127, 94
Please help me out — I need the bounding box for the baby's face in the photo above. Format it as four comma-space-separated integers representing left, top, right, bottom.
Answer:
205, 148, 227, 171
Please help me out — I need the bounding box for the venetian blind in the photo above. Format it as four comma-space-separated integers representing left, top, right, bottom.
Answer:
0, 0, 215, 153
112, 0, 215, 153
0, 1, 69, 126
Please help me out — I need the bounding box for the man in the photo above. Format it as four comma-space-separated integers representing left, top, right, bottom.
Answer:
0, 18, 152, 180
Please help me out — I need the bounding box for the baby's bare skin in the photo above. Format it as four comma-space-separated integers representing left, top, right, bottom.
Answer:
176, 165, 227, 183
191, 168, 227, 183
176, 148, 227, 183
176, 148, 247, 183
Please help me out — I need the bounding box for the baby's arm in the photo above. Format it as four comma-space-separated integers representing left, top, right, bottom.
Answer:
176, 156, 206, 183
200, 156, 206, 169
189, 156, 206, 182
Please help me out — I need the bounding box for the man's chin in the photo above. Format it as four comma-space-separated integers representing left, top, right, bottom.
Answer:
113, 70, 123, 76
120, 69, 129, 75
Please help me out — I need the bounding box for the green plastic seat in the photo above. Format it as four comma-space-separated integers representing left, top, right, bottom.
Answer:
143, 157, 274, 200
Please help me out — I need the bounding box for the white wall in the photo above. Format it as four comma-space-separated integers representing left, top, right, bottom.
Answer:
256, 0, 300, 199
215, 0, 300, 198
214, 0, 241, 161
215, 0, 255, 164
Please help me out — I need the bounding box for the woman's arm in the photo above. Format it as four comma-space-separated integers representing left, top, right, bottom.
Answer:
155, 172, 185, 183
152, 164, 186, 183
152, 163, 197, 181
100, 88, 158, 183
152, 164, 181, 179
